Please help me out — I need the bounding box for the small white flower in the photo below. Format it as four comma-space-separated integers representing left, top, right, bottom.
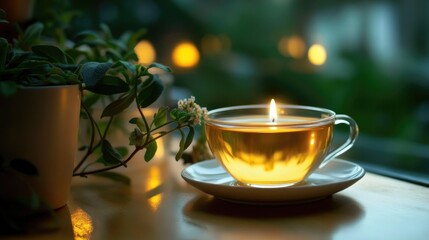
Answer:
176, 96, 208, 125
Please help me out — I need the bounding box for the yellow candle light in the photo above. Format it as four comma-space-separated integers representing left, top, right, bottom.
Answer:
269, 99, 277, 123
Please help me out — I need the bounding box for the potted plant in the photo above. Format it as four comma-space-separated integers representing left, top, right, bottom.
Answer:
0, 9, 207, 232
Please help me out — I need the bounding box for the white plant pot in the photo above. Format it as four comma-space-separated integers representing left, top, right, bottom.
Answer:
0, 85, 80, 209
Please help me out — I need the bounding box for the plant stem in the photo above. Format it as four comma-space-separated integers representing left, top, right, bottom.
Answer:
73, 99, 104, 173
73, 123, 188, 176
134, 85, 151, 145
73, 147, 140, 176
103, 116, 114, 139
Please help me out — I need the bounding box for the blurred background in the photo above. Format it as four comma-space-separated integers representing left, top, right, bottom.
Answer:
3, 0, 428, 185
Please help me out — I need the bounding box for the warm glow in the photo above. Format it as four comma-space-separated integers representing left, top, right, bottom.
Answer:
145, 166, 163, 212
310, 133, 315, 146
134, 40, 156, 64
172, 42, 200, 68
278, 35, 306, 58
201, 34, 231, 55
308, 44, 327, 66
269, 99, 278, 123
71, 208, 93, 240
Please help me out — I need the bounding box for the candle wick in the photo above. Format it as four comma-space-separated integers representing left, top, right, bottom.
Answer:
271, 117, 276, 123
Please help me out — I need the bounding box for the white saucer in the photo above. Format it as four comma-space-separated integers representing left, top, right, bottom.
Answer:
181, 159, 365, 204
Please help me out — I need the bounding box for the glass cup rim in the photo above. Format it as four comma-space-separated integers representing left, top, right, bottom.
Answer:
206, 104, 336, 128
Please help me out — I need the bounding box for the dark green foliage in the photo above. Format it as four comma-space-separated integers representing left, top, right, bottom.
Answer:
80, 62, 113, 87
0, 8, 7, 24
15, 22, 44, 50
86, 75, 129, 95
144, 137, 157, 162
101, 92, 136, 117
153, 107, 168, 128
137, 75, 164, 108
32, 45, 69, 64
100, 140, 123, 165
0, 14, 201, 185
175, 127, 195, 161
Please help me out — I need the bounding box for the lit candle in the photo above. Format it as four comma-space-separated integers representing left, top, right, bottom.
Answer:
269, 99, 277, 123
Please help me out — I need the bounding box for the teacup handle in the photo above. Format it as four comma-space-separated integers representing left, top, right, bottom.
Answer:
320, 114, 359, 168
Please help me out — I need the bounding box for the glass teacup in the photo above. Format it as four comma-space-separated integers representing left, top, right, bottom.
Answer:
205, 104, 358, 187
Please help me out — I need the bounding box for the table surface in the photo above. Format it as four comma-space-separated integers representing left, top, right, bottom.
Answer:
4, 153, 429, 240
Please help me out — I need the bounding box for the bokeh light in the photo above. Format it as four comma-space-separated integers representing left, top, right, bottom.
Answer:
172, 41, 200, 68
278, 35, 306, 58
308, 44, 327, 66
134, 40, 156, 64
71, 208, 93, 240
145, 166, 163, 212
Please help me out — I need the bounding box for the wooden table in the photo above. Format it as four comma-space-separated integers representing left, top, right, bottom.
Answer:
4, 154, 429, 240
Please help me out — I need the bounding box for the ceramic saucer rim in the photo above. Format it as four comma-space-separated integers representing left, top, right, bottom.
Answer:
181, 159, 365, 204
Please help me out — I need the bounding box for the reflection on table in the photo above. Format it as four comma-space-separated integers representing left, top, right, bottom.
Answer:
3, 153, 429, 240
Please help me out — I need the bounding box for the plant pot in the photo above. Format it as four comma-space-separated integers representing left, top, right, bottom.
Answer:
0, 84, 80, 209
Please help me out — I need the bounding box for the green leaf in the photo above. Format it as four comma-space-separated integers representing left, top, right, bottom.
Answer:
0, 8, 7, 23
170, 109, 179, 120
129, 128, 144, 147
170, 108, 190, 123
32, 45, 68, 64
105, 49, 123, 61
87, 75, 129, 95
0, 37, 10, 70
115, 146, 129, 157
184, 127, 195, 150
153, 106, 168, 128
16, 22, 44, 49
148, 62, 172, 73
125, 28, 147, 49
137, 75, 164, 108
96, 146, 128, 166
101, 91, 135, 118
73, 30, 106, 47
129, 117, 147, 132
74, 30, 99, 41
175, 129, 185, 161
16, 59, 50, 69
81, 62, 113, 87
47, 73, 66, 84
0, 81, 17, 97
100, 23, 113, 40
113, 60, 136, 75
94, 171, 131, 185
65, 52, 75, 64
65, 48, 89, 62
9, 158, 38, 176
144, 137, 157, 162
124, 52, 138, 62
175, 127, 195, 161
101, 140, 123, 165
76, 38, 106, 47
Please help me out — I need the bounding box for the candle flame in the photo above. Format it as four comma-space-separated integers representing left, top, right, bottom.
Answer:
269, 99, 277, 123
